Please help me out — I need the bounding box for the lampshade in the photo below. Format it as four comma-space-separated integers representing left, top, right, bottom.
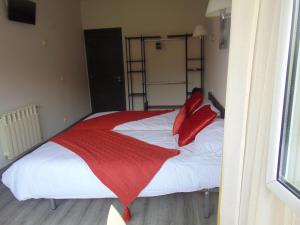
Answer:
206, 0, 232, 18
193, 25, 208, 37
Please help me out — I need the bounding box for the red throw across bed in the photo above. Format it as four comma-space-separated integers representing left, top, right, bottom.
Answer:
73, 110, 171, 130
52, 111, 179, 221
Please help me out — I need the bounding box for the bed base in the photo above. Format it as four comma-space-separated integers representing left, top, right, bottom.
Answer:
204, 190, 210, 218
48, 188, 219, 218
49, 199, 57, 210
203, 188, 219, 218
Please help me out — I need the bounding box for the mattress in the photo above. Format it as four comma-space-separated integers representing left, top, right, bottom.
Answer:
1, 112, 223, 201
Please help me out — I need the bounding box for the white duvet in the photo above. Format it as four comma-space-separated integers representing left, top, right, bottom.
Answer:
2, 111, 223, 201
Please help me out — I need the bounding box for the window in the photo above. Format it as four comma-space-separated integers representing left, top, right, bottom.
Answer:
278, 0, 300, 197
267, 0, 300, 216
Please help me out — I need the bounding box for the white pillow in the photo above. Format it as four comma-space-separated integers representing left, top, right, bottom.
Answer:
194, 119, 224, 154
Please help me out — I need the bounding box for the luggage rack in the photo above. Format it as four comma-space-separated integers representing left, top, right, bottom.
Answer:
125, 34, 205, 111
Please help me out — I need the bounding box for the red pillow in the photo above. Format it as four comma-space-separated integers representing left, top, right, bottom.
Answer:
184, 92, 204, 115
172, 106, 187, 135
178, 105, 217, 147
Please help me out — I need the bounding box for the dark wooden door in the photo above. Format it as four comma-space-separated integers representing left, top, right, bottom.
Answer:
84, 28, 126, 112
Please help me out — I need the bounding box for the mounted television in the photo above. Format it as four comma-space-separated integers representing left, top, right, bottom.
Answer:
7, 0, 36, 25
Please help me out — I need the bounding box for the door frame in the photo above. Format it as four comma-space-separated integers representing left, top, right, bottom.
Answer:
218, 0, 262, 224
219, 0, 299, 224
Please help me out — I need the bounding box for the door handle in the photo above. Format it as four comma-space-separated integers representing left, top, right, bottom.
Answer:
115, 76, 123, 83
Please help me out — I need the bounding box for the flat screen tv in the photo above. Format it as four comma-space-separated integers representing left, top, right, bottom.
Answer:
7, 0, 36, 25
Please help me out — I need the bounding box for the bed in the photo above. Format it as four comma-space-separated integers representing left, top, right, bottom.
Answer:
1, 92, 225, 218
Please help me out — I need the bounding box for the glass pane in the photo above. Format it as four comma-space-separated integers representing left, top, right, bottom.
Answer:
278, 0, 300, 196
282, 54, 300, 190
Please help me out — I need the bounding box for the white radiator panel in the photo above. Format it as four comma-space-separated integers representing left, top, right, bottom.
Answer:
0, 105, 42, 160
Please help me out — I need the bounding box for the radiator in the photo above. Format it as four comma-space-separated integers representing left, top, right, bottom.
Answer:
0, 105, 42, 160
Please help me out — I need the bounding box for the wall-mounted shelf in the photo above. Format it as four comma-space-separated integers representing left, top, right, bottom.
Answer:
147, 81, 187, 85
129, 93, 145, 97
127, 60, 144, 63
187, 57, 204, 61
187, 68, 204, 72
128, 70, 145, 74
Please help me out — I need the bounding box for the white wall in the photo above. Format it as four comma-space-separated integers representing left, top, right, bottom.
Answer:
203, 18, 228, 221
205, 18, 229, 106
81, 0, 220, 109
0, 0, 91, 169
81, 0, 208, 36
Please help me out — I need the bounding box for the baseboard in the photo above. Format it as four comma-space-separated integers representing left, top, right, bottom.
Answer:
0, 113, 92, 177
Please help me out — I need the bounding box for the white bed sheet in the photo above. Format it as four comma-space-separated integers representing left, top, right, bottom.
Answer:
1, 112, 222, 201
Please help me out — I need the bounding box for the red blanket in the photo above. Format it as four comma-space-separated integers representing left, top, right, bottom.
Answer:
52, 110, 178, 221
73, 110, 171, 131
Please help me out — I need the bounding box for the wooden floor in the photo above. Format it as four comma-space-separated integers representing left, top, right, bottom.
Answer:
0, 184, 218, 225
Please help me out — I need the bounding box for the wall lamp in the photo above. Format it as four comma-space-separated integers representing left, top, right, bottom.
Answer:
206, 0, 232, 19
205, 0, 232, 49
193, 25, 208, 38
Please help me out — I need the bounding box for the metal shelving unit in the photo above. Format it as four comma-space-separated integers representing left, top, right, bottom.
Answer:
167, 34, 205, 100
125, 35, 161, 111
125, 34, 205, 110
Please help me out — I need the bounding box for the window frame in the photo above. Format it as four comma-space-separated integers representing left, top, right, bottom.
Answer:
267, 0, 300, 216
